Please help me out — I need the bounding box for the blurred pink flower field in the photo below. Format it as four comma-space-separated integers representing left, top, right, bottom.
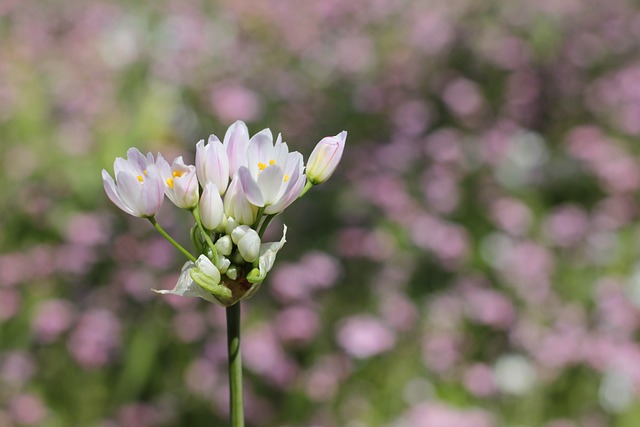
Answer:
3, 0, 640, 426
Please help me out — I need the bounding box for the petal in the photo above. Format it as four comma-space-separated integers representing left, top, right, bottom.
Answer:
257, 164, 285, 205
126, 147, 148, 172
223, 120, 250, 176
195, 139, 207, 187
155, 153, 172, 181
206, 139, 229, 194
247, 129, 273, 176
200, 183, 224, 230
116, 171, 145, 217
102, 169, 134, 215
264, 169, 304, 214
140, 165, 165, 216
238, 166, 265, 207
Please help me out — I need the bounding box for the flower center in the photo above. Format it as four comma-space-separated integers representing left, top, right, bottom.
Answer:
258, 159, 276, 171
137, 170, 148, 182
166, 170, 185, 189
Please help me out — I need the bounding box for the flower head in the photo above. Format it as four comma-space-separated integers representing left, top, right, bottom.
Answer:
102, 148, 164, 218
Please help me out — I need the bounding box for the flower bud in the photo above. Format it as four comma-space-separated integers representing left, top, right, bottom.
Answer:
231, 225, 250, 244
200, 183, 224, 230
215, 255, 231, 274
237, 230, 261, 263
215, 235, 233, 256
306, 131, 347, 185
226, 266, 238, 280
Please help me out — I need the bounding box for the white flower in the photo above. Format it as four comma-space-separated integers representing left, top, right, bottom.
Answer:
307, 131, 347, 185
237, 130, 305, 214
102, 148, 164, 217
156, 155, 199, 209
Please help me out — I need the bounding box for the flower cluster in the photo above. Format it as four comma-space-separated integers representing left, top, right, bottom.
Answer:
102, 121, 346, 306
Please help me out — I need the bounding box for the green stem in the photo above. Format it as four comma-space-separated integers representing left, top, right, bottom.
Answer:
227, 303, 244, 427
257, 214, 276, 239
299, 180, 314, 198
191, 207, 219, 265
148, 217, 197, 262
251, 206, 265, 229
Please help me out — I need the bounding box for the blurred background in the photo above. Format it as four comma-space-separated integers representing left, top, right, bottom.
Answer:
2, 0, 640, 426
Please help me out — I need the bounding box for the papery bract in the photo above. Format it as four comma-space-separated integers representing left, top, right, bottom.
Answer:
196, 135, 229, 195
156, 155, 199, 209
247, 225, 287, 284
102, 148, 164, 218
153, 257, 229, 305
307, 131, 347, 185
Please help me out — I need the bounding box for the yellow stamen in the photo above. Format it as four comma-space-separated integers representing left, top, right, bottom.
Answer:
258, 162, 267, 171
143, 170, 147, 176
166, 177, 174, 189
269, 159, 275, 165
173, 170, 185, 178
137, 175, 144, 182
284, 174, 290, 182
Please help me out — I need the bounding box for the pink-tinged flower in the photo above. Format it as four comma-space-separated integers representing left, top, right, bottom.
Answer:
102, 148, 164, 218
223, 120, 250, 177
224, 174, 258, 225
156, 155, 199, 209
307, 131, 347, 185
196, 134, 229, 195
238, 130, 305, 214
199, 183, 224, 230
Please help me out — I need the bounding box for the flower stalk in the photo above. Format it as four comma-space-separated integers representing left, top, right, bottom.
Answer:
226, 303, 244, 427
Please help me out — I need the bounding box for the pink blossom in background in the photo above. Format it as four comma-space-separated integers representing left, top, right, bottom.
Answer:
67, 309, 121, 369
172, 310, 207, 343
65, 213, 110, 246
461, 285, 516, 329
336, 315, 396, 359
304, 354, 353, 402
422, 334, 460, 374
0, 288, 20, 321
32, 299, 76, 343
117, 403, 159, 427
463, 364, 497, 397
379, 292, 418, 331
490, 198, 533, 236
275, 305, 320, 345
243, 323, 298, 387
210, 84, 263, 123
404, 402, 495, 427
9, 394, 47, 426
0, 352, 35, 388
184, 358, 218, 397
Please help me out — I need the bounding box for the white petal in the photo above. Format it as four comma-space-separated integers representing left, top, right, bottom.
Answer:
200, 183, 224, 230
238, 167, 265, 207
102, 169, 134, 215
116, 171, 145, 217
257, 164, 285, 205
